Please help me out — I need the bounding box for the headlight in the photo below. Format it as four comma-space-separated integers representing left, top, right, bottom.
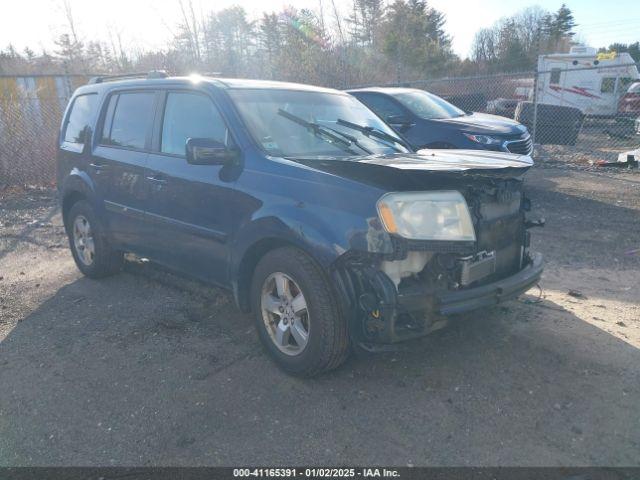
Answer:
463, 133, 503, 146
377, 191, 476, 241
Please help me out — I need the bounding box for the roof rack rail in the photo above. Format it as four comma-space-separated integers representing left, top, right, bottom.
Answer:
88, 70, 169, 84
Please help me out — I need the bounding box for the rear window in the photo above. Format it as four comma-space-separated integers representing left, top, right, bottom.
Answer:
102, 92, 155, 150
64, 94, 98, 144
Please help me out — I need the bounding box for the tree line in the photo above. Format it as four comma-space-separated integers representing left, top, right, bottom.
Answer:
0, 0, 637, 87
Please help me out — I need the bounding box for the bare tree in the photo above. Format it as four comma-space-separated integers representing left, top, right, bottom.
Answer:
177, 0, 203, 64
55, 0, 87, 72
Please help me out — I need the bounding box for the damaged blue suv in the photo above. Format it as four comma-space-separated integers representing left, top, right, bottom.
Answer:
57, 72, 543, 376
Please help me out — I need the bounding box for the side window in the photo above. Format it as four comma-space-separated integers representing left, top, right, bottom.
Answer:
161, 92, 229, 156
358, 94, 404, 121
64, 94, 98, 144
601, 77, 616, 94
103, 92, 155, 150
101, 94, 118, 143
549, 68, 562, 85
618, 77, 635, 93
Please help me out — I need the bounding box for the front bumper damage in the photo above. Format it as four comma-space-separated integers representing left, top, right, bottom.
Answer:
330, 173, 544, 346
333, 252, 543, 345
404, 252, 542, 315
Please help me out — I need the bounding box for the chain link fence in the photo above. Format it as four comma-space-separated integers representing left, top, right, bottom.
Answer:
0, 75, 89, 188
1, 64, 639, 189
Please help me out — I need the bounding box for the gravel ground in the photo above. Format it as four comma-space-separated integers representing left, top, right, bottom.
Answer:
0, 165, 639, 466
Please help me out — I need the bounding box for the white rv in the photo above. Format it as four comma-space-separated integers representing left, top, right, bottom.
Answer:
536, 46, 639, 116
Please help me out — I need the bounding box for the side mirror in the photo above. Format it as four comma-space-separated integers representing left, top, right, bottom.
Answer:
185, 138, 239, 165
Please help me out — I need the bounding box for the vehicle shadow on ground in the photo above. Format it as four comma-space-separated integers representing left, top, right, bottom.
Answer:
0, 270, 638, 466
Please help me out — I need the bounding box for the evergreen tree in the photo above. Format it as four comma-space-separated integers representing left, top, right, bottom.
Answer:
380, 0, 454, 80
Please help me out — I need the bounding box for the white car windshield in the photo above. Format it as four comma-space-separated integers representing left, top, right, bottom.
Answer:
228, 89, 409, 158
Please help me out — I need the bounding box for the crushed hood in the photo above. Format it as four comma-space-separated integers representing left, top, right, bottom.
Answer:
288, 150, 533, 190
361, 149, 533, 171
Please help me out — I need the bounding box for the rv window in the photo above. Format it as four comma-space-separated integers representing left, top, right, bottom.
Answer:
618, 77, 635, 93
550, 68, 561, 85
601, 78, 616, 94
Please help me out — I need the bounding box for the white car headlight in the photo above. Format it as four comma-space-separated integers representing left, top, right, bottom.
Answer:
377, 191, 476, 241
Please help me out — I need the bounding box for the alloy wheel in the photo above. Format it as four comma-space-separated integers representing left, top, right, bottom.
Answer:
72, 215, 95, 266
260, 272, 310, 355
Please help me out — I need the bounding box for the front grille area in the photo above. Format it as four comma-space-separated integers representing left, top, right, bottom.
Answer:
472, 183, 525, 282
505, 135, 533, 155
475, 214, 523, 281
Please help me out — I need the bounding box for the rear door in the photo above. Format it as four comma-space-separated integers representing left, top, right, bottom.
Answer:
143, 89, 237, 285
597, 76, 618, 115
92, 90, 157, 249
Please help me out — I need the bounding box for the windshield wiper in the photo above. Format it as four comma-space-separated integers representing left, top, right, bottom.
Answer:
323, 126, 373, 154
336, 118, 411, 150
277, 109, 370, 155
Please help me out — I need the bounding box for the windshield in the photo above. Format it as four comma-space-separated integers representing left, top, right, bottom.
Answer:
392, 90, 466, 120
228, 89, 409, 158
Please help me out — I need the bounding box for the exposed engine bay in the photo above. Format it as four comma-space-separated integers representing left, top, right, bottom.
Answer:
333, 176, 544, 346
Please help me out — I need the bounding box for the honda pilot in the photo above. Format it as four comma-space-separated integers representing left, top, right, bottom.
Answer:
57, 72, 543, 376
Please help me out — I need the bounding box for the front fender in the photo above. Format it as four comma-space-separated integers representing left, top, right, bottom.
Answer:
233, 201, 395, 266
229, 202, 394, 311
231, 205, 349, 274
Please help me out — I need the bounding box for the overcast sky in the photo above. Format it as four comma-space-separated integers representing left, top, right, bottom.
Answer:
1, 0, 638, 59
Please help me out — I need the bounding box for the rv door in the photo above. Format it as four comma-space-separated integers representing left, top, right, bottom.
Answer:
542, 63, 569, 108
598, 75, 618, 115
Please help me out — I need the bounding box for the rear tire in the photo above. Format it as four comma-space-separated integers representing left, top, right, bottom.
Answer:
66, 200, 123, 278
250, 247, 350, 376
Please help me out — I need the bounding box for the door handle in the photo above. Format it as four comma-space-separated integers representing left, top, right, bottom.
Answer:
146, 175, 168, 185
89, 162, 107, 170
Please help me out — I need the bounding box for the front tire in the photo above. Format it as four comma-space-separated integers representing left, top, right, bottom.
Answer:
66, 200, 123, 278
250, 247, 350, 376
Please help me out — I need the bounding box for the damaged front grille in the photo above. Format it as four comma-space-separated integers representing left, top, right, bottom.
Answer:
467, 181, 524, 283
390, 236, 475, 258
385, 180, 526, 289
476, 225, 522, 279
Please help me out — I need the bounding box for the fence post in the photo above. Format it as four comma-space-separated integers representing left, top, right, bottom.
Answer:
531, 68, 539, 146
530, 26, 542, 147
